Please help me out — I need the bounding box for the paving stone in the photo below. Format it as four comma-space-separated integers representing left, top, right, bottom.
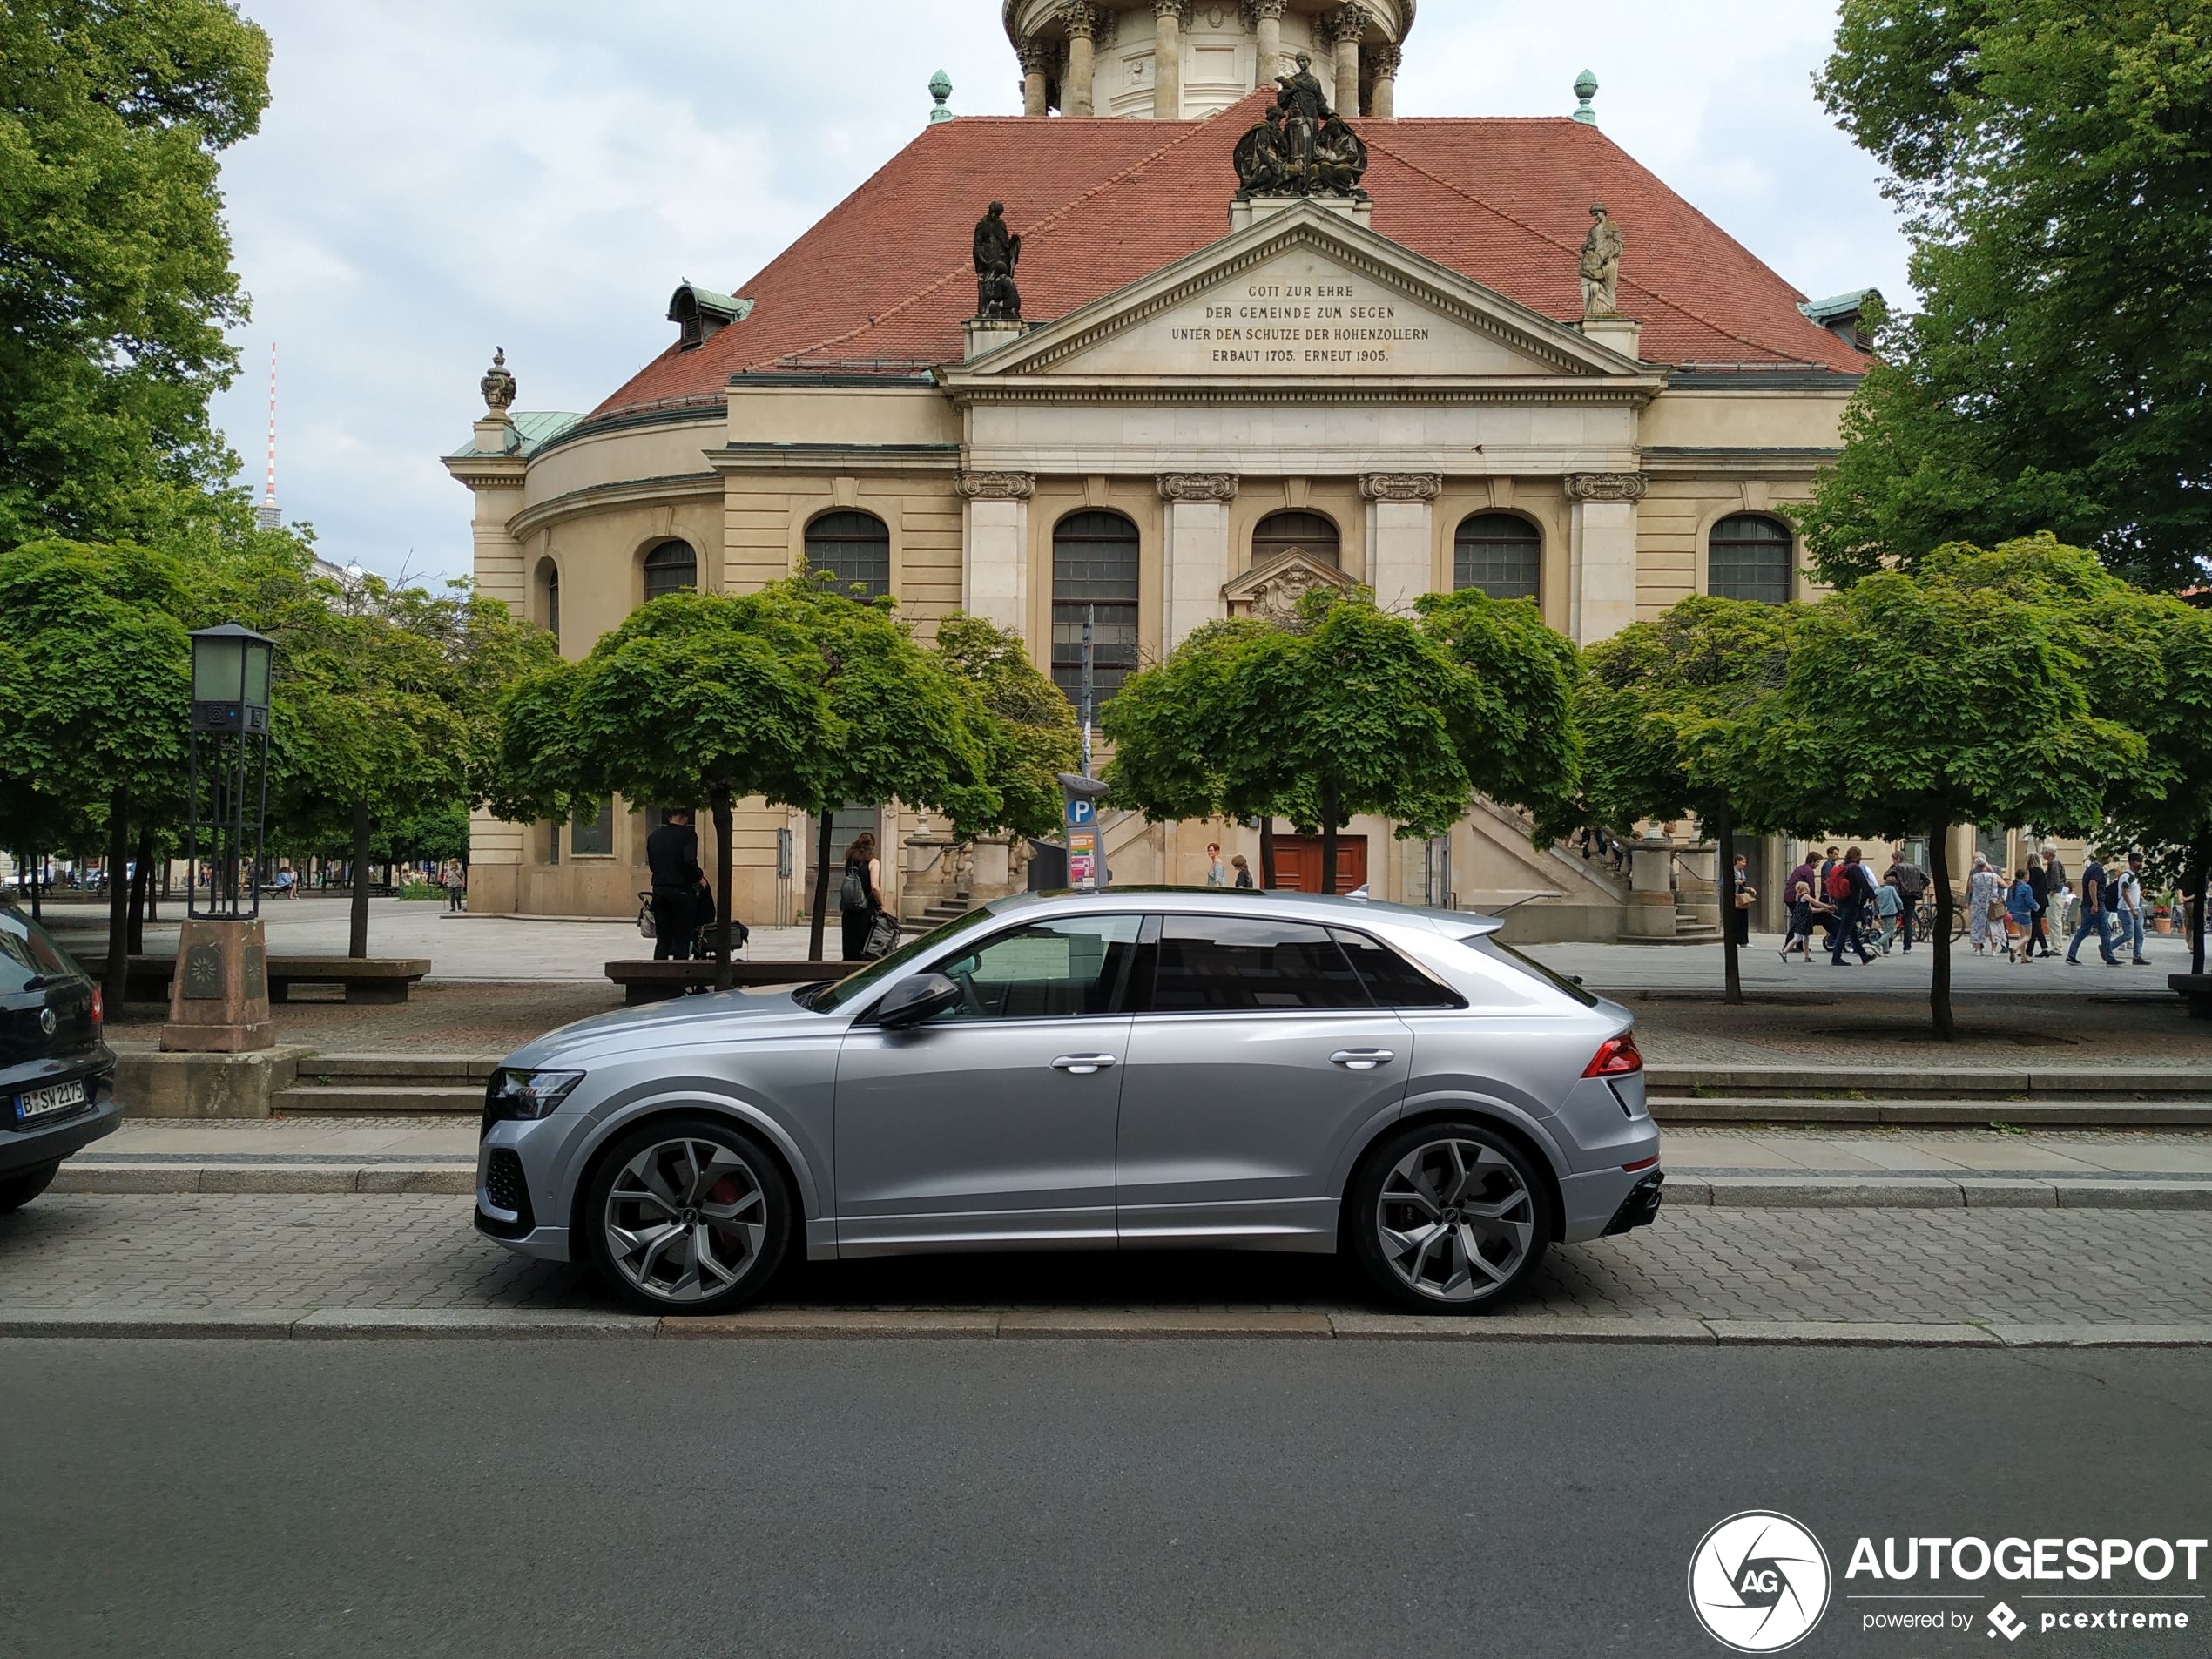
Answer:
0, 1305, 304, 1339
2054, 1181, 2212, 1210
1956, 1179, 2060, 1208
48, 1165, 199, 1195
352, 1167, 475, 1195
292, 1307, 651, 1339
1992, 1324, 2212, 1348
1704, 1177, 1964, 1207
661, 1309, 1002, 1339
197, 1165, 358, 1195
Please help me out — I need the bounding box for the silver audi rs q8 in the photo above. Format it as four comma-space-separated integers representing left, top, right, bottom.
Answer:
476, 889, 1662, 1315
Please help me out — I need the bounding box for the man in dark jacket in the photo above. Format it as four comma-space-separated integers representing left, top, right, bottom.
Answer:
1885, 851, 1928, 953
2026, 856, 2054, 959
1828, 847, 1878, 966
645, 807, 703, 961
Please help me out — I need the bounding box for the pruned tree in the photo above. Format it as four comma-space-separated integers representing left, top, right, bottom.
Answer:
1580, 597, 1792, 1004
932, 612, 1081, 845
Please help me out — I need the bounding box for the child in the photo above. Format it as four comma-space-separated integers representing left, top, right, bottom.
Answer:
1871, 872, 1904, 954
1780, 880, 1819, 961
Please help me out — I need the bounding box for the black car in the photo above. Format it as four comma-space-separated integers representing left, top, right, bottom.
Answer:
0, 906, 118, 1212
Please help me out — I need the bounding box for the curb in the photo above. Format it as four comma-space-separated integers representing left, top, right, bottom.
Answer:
49, 1164, 2212, 1210
1, 1307, 2208, 1346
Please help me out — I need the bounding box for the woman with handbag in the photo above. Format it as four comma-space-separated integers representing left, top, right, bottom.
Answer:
839, 832, 886, 962
1728, 853, 1754, 948
1966, 853, 2004, 955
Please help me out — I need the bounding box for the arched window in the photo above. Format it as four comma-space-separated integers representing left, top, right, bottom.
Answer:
805, 510, 891, 600
1453, 513, 1541, 599
642, 539, 698, 603
1052, 510, 1140, 705
1707, 515, 1794, 604
1251, 509, 1340, 567
536, 558, 561, 643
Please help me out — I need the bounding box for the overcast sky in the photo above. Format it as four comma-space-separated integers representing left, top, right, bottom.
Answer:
207, 0, 1911, 583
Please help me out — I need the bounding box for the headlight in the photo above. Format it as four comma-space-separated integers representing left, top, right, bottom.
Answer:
484, 1068, 584, 1122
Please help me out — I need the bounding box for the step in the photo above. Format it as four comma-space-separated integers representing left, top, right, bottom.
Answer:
1644, 1065, 2212, 1100
287, 1054, 499, 1085
1650, 1096, 2212, 1129
273, 1085, 482, 1116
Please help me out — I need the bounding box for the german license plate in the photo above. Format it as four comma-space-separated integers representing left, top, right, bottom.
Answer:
16, 1078, 86, 1122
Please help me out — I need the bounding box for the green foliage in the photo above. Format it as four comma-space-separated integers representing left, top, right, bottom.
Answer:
932, 612, 1080, 842
0, 0, 273, 549
1802, 1, 2212, 592
1580, 596, 1791, 833
1415, 588, 1583, 840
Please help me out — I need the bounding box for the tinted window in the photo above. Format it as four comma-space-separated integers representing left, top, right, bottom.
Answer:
1464, 934, 1598, 1007
1332, 928, 1464, 1008
936, 915, 1143, 1021
1708, 514, 1793, 604
1052, 510, 1140, 705
809, 907, 996, 1014
642, 540, 698, 602
1149, 917, 1369, 1012
0, 907, 76, 995
806, 510, 891, 600
1453, 512, 1541, 600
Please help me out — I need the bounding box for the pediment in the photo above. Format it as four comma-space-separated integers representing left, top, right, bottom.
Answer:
948, 202, 1652, 388
1223, 548, 1352, 626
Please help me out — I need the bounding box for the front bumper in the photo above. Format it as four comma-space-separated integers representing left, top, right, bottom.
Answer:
1, 1068, 120, 1176
475, 1111, 590, 1263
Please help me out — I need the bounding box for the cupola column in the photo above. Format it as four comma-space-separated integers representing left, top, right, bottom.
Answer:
1063, 4, 1097, 116
1251, 0, 1285, 90
1327, 6, 1367, 116
1152, 0, 1183, 118
1369, 43, 1400, 118
1020, 39, 1053, 117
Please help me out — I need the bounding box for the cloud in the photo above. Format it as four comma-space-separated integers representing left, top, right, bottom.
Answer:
208, 0, 1908, 583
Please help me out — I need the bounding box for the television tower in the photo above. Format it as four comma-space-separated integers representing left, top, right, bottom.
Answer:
255, 341, 282, 531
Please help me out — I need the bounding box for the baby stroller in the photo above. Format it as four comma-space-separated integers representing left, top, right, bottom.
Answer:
690, 880, 749, 962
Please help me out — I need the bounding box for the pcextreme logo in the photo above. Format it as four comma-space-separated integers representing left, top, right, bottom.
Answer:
1688, 1511, 1832, 1653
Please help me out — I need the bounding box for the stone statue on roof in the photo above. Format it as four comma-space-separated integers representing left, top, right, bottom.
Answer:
1580, 203, 1625, 319
1273, 51, 1332, 188
1313, 111, 1369, 197
480, 347, 516, 414
973, 201, 1022, 322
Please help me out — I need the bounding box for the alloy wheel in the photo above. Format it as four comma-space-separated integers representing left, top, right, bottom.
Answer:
602, 1136, 770, 1304
1374, 1137, 1534, 1303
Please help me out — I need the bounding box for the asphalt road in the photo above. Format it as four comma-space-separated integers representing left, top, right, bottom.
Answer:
4, 1340, 2207, 1658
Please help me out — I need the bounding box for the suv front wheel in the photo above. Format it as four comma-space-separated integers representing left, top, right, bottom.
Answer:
584, 1117, 793, 1316
1347, 1121, 1552, 1313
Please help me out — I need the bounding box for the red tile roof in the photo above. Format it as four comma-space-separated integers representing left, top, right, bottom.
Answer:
590, 92, 1864, 418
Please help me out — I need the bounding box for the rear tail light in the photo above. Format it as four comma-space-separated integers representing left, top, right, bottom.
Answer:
90, 987, 104, 1026
1582, 1032, 1642, 1077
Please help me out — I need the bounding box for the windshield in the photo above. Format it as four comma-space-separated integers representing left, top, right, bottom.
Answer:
0, 905, 79, 995
1463, 934, 1598, 1008
804, 906, 1001, 1013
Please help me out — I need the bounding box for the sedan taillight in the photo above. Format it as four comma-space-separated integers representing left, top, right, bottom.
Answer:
90, 986, 104, 1026
1582, 1032, 1642, 1077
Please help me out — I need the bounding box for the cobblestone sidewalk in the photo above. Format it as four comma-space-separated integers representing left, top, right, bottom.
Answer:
3, 1193, 2208, 1328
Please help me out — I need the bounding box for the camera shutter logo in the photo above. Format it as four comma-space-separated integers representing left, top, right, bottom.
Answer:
1688, 1511, 1831, 1653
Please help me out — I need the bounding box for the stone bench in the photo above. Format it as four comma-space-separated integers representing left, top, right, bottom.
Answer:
606, 960, 869, 1006
2173, 974, 2212, 1021
84, 954, 431, 1005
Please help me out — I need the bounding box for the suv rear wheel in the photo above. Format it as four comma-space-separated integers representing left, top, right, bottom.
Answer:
584, 1117, 792, 1317
0, 1161, 59, 1215
1347, 1122, 1552, 1313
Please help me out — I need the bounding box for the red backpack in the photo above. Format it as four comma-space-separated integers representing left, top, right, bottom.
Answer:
1824, 865, 1853, 902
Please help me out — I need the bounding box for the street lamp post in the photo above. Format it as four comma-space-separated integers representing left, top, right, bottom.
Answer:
164, 625, 277, 1053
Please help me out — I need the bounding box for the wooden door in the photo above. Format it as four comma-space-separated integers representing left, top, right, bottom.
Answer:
1271, 834, 1368, 894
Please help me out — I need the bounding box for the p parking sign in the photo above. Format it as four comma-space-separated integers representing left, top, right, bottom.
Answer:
1058, 772, 1110, 893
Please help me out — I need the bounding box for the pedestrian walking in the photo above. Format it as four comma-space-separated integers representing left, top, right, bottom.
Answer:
1231, 853, 1254, 889
1828, 847, 1876, 965
1885, 849, 1927, 952
2118, 852, 2149, 964
1816, 846, 1844, 951
2066, 851, 2121, 966
838, 832, 886, 962
1872, 872, 1904, 953
2006, 868, 2038, 964
2042, 846, 2070, 938
2026, 853, 2054, 958
1204, 842, 1226, 887
1966, 853, 2004, 954
1779, 880, 1818, 961
442, 859, 467, 913
644, 806, 703, 963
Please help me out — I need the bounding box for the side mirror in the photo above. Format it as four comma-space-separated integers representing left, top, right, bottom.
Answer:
873, 972, 961, 1029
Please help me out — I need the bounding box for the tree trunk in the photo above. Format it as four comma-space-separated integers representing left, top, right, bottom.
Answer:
711, 788, 736, 990
2192, 833, 2209, 981
349, 798, 372, 960
103, 788, 131, 1016
127, 829, 152, 954
808, 807, 836, 963
28, 850, 40, 920
1318, 781, 1340, 895
1927, 812, 1956, 1040
1717, 805, 1743, 1006
1258, 819, 1277, 890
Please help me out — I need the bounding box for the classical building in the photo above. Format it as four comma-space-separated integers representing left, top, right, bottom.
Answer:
446, 2, 1872, 935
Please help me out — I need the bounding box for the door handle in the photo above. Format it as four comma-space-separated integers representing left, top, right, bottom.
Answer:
1052, 1054, 1119, 1075
1331, 1049, 1395, 1070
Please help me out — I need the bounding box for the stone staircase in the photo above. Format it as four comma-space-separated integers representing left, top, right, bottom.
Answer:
274, 1054, 495, 1116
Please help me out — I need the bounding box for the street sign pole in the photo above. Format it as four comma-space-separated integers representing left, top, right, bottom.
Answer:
1058, 772, 1109, 894
1080, 604, 1096, 779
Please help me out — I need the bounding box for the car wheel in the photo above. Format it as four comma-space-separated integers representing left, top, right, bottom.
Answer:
0, 1161, 60, 1215
584, 1117, 792, 1317
1347, 1122, 1552, 1313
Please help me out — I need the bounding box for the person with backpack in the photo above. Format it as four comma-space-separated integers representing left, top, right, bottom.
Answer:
839, 831, 886, 962
1828, 847, 1876, 965
1885, 850, 1927, 952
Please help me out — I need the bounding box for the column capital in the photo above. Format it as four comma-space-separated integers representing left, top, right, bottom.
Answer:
1017, 37, 1055, 72
1244, 0, 1287, 18
1158, 472, 1239, 502
1060, 2, 1096, 41
1371, 43, 1402, 75
1151, 0, 1186, 17
1564, 471, 1649, 503
958, 471, 1036, 501
1359, 472, 1441, 502
1325, 3, 1372, 45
